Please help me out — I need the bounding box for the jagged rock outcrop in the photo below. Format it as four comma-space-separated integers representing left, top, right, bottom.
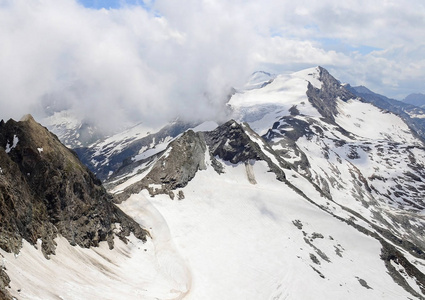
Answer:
0, 115, 147, 261
0, 266, 12, 300
204, 120, 289, 179
116, 120, 290, 200
75, 120, 195, 181
306, 66, 358, 123
205, 120, 263, 164
116, 129, 208, 200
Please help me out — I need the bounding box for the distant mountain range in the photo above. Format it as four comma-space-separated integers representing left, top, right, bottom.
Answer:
404, 93, 425, 108
345, 85, 425, 141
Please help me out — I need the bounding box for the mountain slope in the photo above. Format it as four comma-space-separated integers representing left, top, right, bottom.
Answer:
404, 93, 425, 108
0, 115, 150, 299
346, 85, 425, 141
74, 120, 202, 182
108, 116, 425, 299
2, 67, 425, 299
40, 110, 105, 148
105, 66, 425, 299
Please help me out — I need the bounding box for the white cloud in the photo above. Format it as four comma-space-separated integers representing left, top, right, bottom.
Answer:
0, 0, 424, 131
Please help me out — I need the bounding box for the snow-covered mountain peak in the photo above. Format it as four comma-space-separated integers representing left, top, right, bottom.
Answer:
40, 110, 103, 148
242, 71, 276, 90
292, 66, 323, 89
228, 66, 354, 136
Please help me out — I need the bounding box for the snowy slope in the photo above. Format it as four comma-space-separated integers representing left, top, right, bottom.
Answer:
1, 223, 189, 300
2, 152, 417, 300
74, 120, 207, 181
40, 110, 104, 148
3, 66, 425, 300
120, 161, 416, 299
230, 67, 323, 136
231, 67, 425, 249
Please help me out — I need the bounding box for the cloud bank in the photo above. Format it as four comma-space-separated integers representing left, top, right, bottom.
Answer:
0, 0, 424, 132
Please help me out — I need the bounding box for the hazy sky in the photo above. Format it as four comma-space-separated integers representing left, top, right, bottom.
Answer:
1, 0, 424, 131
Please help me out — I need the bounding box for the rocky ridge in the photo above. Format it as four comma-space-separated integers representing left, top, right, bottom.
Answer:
0, 115, 148, 300
75, 120, 196, 181
113, 120, 292, 202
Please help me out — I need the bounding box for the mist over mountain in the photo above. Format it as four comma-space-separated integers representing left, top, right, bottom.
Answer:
2, 66, 425, 299
2, 0, 425, 136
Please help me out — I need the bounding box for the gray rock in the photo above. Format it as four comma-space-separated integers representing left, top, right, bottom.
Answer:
0, 115, 148, 259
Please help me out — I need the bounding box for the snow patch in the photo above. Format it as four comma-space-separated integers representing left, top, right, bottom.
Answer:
5, 134, 19, 153
292, 66, 323, 89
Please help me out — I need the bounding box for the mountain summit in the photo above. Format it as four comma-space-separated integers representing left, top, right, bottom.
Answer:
0, 115, 148, 299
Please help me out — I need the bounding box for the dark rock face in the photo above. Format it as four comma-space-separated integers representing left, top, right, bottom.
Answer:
117, 120, 290, 200
0, 267, 12, 300
205, 120, 263, 164
75, 121, 195, 181
116, 129, 208, 200
306, 66, 357, 123
205, 120, 289, 180
381, 240, 425, 298
0, 115, 147, 260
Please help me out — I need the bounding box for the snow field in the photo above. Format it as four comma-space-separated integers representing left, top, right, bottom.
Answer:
130, 160, 414, 299
1, 200, 190, 300
335, 99, 419, 145
229, 68, 323, 136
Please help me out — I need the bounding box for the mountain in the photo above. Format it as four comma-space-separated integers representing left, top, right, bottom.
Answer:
106, 67, 425, 298
74, 119, 211, 182
404, 93, 425, 108
0, 115, 148, 299
40, 110, 105, 148
2, 67, 425, 299
345, 85, 425, 141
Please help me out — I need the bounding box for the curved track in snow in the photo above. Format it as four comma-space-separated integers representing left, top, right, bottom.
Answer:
119, 193, 192, 300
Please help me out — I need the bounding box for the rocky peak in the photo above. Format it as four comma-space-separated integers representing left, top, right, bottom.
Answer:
115, 120, 290, 200
116, 129, 208, 200
307, 66, 357, 122
205, 120, 263, 164
0, 115, 147, 258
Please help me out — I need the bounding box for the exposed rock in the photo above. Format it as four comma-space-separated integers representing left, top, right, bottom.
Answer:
116, 120, 289, 199
380, 240, 425, 298
356, 277, 373, 290
205, 120, 288, 180
116, 129, 207, 200
75, 120, 195, 181
205, 120, 261, 163
0, 115, 147, 259
177, 190, 185, 200
292, 220, 303, 230
306, 66, 358, 123
310, 253, 320, 265
0, 267, 12, 300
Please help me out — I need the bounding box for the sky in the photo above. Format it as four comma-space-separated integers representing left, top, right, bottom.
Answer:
0, 0, 424, 132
